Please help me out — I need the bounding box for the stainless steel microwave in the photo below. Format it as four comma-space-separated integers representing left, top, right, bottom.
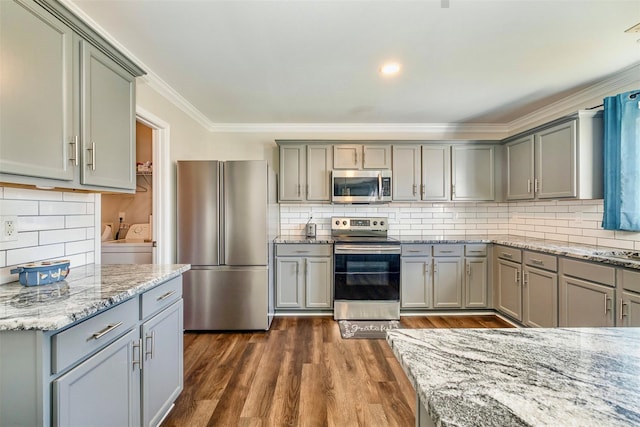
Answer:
331, 170, 392, 204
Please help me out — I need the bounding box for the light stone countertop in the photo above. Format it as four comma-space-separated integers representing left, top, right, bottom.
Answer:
274, 234, 640, 270
387, 327, 640, 427
0, 264, 190, 331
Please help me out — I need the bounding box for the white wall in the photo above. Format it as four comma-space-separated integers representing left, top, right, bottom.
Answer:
0, 187, 98, 284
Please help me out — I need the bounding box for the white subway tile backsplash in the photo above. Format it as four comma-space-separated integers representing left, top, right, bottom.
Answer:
66, 239, 94, 256
3, 187, 63, 201
62, 192, 95, 202
6, 243, 65, 266
597, 238, 634, 250
0, 199, 39, 215
0, 232, 38, 251
40, 201, 87, 215
40, 228, 87, 245
65, 215, 94, 228
18, 215, 65, 231
0, 251, 5, 268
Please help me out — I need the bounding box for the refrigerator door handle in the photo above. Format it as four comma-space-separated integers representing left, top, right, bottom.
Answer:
219, 162, 225, 265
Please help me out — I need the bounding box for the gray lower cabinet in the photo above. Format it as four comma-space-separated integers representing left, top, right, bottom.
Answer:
1, 276, 183, 427
523, 266, 558, 328
433, 245, 463, 308
401, 244, 432, 308
54, 329, 140, 427
495, 246, 523, 321
275, 244, 333, 310
0, 0, 143, 193
465, 257, 488, 308
617, 269, 640, 327
559, 259, 616, 327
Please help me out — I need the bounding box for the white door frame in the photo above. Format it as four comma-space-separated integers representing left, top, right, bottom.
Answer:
136, 107, 171, 264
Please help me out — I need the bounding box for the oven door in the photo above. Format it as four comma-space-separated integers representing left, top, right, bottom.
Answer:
334, 245, 400, 301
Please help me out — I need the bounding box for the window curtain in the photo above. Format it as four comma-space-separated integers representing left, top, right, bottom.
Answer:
602, 90, 640, 231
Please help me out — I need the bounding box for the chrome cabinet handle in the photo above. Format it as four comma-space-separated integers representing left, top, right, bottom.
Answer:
92, 321, 123, 340
132, 338, 142, 370
466, 264, 471, 276
527, 179, 531, 194
413, 184, 417, 196
440, 250, 454, 253
501, 252, 513, 259
86, 142, 96, 171
530, 259, 544, 265
604, 295, 610, 314
295, 250, 310, 254
424, 262, 429, 275
157, 290, 177, 301
621, 300, 628, 320
378, 173, 382, 200
420, 184, 425, 197
69, 136, 79, 166
515, 270, 520, 284
523, 272, 529, 285
297, 184, 301, 197
355, 151, 358, 164
306, 185, 309, 198
452, 184, 456, 197
407, 250, 421, 253
534, 178, 539, 193
145, 331, 155, 360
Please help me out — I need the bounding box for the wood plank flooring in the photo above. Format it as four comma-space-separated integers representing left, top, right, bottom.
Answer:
162, 315, 513, 427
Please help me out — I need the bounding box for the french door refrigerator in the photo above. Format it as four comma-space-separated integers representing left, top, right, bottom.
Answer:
177, 160, 279, 330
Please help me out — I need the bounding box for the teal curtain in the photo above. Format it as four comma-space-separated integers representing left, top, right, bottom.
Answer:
602, 90, 640, 230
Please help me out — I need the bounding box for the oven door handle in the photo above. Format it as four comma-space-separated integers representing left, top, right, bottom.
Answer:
335, 245, 401, 254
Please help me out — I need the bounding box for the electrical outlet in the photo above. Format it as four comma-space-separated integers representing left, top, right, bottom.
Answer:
0, 216, 18, 242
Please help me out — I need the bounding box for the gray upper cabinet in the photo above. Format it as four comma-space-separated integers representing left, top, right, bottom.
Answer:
0, 0, 144, 193
279, 145, 306, 201
392, 145, 421, 201
333, 144, 391, 169
80, 42, 136, 190
422, 145, 451, 201
451, 145, 495, 201
278, 144, 332, 202
504, 111, 603, 200
506, 135, 534, 200
0, 0, 74, 181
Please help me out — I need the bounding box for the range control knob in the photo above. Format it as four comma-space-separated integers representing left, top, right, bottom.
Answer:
380, 221, 385, 226
335, 220, 340, 226
342, 220, 347, 226
373, 221, 378, 226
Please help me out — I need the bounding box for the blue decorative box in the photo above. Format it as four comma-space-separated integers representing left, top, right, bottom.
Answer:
11, 260, 71, 286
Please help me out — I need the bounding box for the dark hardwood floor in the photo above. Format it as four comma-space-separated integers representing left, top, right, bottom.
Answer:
162, 315, 513, 427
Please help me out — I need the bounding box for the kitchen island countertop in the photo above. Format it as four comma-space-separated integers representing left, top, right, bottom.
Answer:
387, 327, 640, 427
0, 263, 190, 331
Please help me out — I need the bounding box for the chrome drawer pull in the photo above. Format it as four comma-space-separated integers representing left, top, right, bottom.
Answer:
407, 250, 422, 253
92, 321, 123, 340
440, 250, 454, 253
157, 290, 177, 301
531, 259, 544, 265
501, 252, 513, 259
295, 250, 310, 254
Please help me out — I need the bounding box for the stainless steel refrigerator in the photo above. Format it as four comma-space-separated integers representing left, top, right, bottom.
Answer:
177, 160, 279, 330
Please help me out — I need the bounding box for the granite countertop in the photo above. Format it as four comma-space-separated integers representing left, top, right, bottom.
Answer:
0, 264, 190, 331
275, 234, 640, 269
387, 327, 640, 427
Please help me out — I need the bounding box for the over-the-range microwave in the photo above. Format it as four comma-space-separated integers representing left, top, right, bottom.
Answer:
331, 170, 392, 204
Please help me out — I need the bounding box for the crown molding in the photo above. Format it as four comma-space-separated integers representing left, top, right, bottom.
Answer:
507, 62, 640, 136
209, 122, 509, 138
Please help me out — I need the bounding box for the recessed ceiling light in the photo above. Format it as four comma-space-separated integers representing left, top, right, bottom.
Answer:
380, 62, 401, 76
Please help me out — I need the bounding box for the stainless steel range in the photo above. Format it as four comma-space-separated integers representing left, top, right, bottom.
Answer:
332, 217, 400, 320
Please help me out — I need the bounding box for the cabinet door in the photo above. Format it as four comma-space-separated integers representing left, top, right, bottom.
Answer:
363, 145, 391, 169
536, 121, 576, 199
306, 145, 332, 201
276, 258, 303, 308
465, 258, 487, 308
142, 300, 183, 427
559, 276, 614, 327
421, 145, 450, 201
333, 145, 361, 169
401, 258, 431, 308
305, 257, 333, 308
279, 145, 306, 201
620, 291, 640, 327
523, 267, 558, 328
433, 257, 462, 308
54, 329, 140, 427
497, 259, 522, 321
451, 146, 494, 201
0, 0, 74, 181
506, 136, 534, 200
392, 145, 421, 201
81, 42, 136, 190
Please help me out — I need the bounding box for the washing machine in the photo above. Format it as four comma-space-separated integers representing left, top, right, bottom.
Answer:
101, 223, 153, 264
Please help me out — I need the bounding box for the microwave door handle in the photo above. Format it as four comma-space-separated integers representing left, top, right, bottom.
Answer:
378, 173, 382, 200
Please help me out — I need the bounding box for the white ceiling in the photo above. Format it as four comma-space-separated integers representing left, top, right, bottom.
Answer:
69, 0, 640, 126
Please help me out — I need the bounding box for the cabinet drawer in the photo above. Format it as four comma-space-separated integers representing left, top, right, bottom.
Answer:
496, 246, 522, 263
141, 276, 183, 320
433, 245, 463, 257
402, 244, 431, 257
52, 297, 138, 374
561, 258, 615, 287
524, 251, 557, 272
465, 244, 487, 257
621, 269, 640, 294
276, 244, 332, 257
